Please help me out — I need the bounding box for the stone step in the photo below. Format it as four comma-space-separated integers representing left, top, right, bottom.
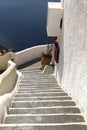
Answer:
18, 88, 63, 91
0, 123, 87, 130
22, 77, 55, 80
19, 84, 60, 87
22, 76, 54, 78
22, 70, 48, 72
22, 78, 56, 81
13, 96, 72, 101
22, 72, 51, 74
22, 79, 57, 81
19, 82, 59, 85
15, 92, 68, 97
19, 83, 59, 85
8, 106, 81, 114
22, 81, 57, 83
4, 114, 84, 124
16, 90, 65, 94
11, 100, 75, 108
21, 77, 57, 80
21, 77, 51, 79
19, 86, 60, 89
19, 85, 60, 88
17, 89, 64, 92
22, 80, 57, 83
21, 70, 41, 73
23, 73, 53, 75
15, 91, 67, 94
19, 84, 59, 86
21, 69, 40, 71
24, 74, 56, 76
24, 77, 56, 79
22, 71, 49, 73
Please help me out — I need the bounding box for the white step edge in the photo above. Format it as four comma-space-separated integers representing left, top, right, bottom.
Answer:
11, 100, 74, 103
15, 92, 67, 94
0, 122, 87, 127
9, 106, 80, 110
5, 113, 82, 117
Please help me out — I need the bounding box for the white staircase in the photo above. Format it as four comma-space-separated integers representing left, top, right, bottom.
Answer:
0, 66, 87, 130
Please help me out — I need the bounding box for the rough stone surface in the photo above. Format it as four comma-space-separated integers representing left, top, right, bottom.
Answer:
4, 114, 84, 124
8, 107, 80, 114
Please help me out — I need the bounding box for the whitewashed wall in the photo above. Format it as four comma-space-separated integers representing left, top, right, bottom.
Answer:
47, 2, 63, 37
11, 45, 47, 66
0, 61, 17, 95
58, 0, 87, 120
0, 61, 21, 123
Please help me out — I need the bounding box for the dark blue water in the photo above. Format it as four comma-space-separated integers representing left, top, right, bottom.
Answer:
0, 0, 59, 51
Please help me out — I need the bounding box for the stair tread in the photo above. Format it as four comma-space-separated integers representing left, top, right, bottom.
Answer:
13, 97, 72, 101
14, 93, 68, 97
11, 100, 75, 108
0, 124, 87, 130
17, 90, 64, 93
4, 114, 84, 124
8, 107, 81, 114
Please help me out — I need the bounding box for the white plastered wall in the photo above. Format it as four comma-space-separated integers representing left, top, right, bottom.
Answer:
0, 61, 17, 95
58, 0, 87, 120
0, 61, 20, 123
47, 2, 63, 37
11, 45, 47, 66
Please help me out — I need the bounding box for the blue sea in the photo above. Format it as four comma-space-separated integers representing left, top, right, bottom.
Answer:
0, 0, 59, 51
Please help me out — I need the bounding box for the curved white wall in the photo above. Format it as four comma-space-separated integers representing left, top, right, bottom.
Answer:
0, 61, 17, 96
0, 71, 21, 124
11, 45, 47, 66
0, 61, 21, 123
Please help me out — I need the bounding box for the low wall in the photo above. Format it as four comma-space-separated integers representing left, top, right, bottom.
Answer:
0, 61, 22, 123
0, 61, 17, 96
11, 45, 47, 66
0, 71, 22, 124
0, 52, 11, 70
